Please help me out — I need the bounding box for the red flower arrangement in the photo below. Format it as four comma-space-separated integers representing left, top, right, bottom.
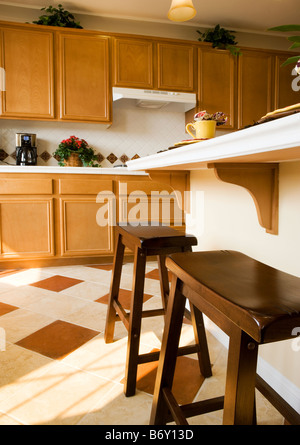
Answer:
53, 135, 100, 167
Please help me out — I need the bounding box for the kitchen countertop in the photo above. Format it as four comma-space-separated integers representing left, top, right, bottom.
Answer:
0, 165, 147, 175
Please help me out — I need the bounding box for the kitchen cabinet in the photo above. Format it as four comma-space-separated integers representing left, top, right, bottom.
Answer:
157, 42, 195, 92
0, 20, 298, 127
237, 49, 273, 128
0, 171, 188, 268
0, 177, 54, 259
197, 47, 236, 129
113, 37, 154, 89
58, 178, 114, 257
0, 25, 55, 119
113, 36, 196, 92
274, 54, 300, 109
58, 32, 111, 123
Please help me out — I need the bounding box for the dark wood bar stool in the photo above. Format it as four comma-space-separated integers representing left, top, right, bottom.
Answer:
150, 250, 300, 425
104, 224, 212, 397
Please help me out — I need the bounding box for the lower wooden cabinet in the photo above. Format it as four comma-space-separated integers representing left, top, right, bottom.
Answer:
0, 198, 54, 258
0, 172, 189, 267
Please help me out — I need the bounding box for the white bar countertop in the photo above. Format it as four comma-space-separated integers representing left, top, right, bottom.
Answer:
0, 166, 147, 175
126, 114, 300, 171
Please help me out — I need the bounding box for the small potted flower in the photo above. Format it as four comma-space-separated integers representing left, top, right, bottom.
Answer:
53, 136, 101, 167
186, 111, 228, 139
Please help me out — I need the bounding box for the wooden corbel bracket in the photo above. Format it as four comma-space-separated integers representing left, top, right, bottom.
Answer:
209, 163, 279, 235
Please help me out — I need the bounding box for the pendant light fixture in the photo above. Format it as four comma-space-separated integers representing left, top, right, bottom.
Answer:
168, 0, 197, 22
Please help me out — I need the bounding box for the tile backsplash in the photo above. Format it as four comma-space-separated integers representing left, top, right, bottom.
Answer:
0, 104, 189, 167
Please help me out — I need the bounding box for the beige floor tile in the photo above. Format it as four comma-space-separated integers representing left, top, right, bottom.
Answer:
0, 269, 50, 287
0, 411, 24, 425
24, 294, 89, 319
0, 285, 56, 308
0, 308, 54, 343
0, 343, 53, 404
62, 333, 154, 384
63, 300, 108, 332
0, 359, 116, 425
78, 383, 153, 425
62, 334, 128, 382
61, 281, 110, 301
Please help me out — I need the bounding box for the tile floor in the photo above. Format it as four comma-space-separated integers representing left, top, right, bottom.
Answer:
0, 261, 284, 425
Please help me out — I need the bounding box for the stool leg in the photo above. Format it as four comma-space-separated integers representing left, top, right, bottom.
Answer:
190, 305, 212, 378
104, 233, 125, 343
158, 253, 212, 379
157, 254, 169, 311
223, 327, 258, 425
150, 275, 186, 425
124, 246, 147, 397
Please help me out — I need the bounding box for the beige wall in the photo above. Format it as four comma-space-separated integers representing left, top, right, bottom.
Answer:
187, 162, 300, 394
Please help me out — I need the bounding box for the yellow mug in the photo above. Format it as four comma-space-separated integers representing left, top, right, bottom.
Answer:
185, 120, 216, 139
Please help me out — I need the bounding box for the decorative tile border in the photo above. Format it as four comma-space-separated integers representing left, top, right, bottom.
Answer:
0, 147, 140, 166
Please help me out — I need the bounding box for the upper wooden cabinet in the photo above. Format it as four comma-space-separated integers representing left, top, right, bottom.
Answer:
274, 54, 300, 109
237, 49, 274, 128
157, 42, 195, 92
58, 33, 111, 123
113, 37, 196, 92
0, 21, 299, 126
198, 47, 236, 129
113, 37, 154, 89
0, 25, 55, 119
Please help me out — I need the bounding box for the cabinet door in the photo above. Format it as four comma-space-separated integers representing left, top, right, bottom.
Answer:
113, 37, 154, 89
157, 42, 195, 92
59, 33, 111, 123
59, 178, 114, 257
274, 54, 300, 109
238, 50, 273, 128
0, 26, 54, 119
198, 48, 236, 129
0, 198, 54, 258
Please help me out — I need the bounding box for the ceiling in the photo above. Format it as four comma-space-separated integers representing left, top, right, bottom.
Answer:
0, 0, 298, 34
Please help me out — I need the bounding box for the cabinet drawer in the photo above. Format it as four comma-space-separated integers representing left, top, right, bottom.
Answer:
0, 178, 53, 194
59, 179, 113, 195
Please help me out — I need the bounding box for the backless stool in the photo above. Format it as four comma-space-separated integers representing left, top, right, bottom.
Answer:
150, 250, 300, 425
104, 224, 212, 397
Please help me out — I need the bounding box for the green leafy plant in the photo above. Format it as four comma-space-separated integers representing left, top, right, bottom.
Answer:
268, 25, 300, 69
197, 24, 241, 56
53, 136, 101, 167
33, 4, 83, 28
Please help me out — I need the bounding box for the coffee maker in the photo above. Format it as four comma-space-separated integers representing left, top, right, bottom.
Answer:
16, 133, 37, 166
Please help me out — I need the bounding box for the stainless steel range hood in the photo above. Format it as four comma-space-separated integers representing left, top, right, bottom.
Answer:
112, 87, 196, 112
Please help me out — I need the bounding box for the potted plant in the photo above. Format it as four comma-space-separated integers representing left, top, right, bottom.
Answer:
32, 4, 83, 28
268, 25, 300, 72
53, 136, 101, 167
197, 24, 241, 56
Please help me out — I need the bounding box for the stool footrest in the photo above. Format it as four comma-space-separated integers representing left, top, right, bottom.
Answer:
162, 387, 225, 425
113, 299, 166, 330
138, 344, 201, 365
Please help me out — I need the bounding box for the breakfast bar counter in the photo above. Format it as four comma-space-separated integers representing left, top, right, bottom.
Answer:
127, 113, 300, 235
